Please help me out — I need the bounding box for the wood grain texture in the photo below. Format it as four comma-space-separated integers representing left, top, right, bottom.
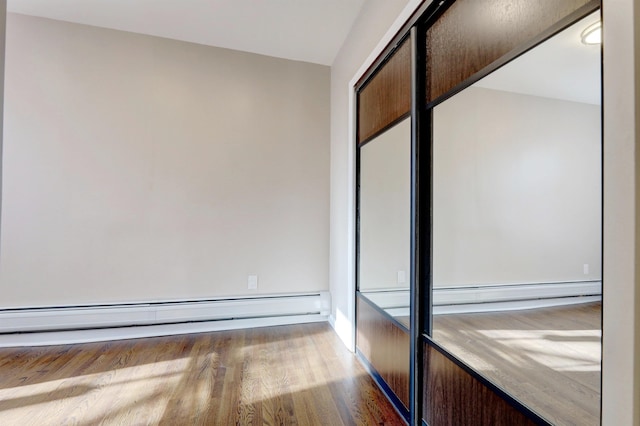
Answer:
423, 342, 539, 426
356, 295, 410, 409
0, 323, 405, 425
426, 0, 597, 102
432, 302, 601, 426
357, 36, 411, 145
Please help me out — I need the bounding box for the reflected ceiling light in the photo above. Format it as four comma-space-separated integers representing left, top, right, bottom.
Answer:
581, 21, 601, 45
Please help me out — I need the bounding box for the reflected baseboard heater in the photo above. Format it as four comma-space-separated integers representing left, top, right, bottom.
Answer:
363, 281, 602, 317
0, 292, 331, 347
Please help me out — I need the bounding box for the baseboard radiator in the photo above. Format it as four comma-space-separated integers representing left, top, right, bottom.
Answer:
361, 281, 602, 317
0, 292, 331, 347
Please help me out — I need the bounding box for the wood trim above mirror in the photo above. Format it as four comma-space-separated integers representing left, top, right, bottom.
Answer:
357, 36, 411, 146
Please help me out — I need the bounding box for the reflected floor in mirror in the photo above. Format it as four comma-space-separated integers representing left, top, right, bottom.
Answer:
432, 302, 601, 426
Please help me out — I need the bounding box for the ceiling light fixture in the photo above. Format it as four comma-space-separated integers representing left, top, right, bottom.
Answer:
581, 21, 601, 45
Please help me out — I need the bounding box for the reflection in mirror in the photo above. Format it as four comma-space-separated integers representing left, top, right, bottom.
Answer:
358, 117, 411, 328
432, 11, 601, 426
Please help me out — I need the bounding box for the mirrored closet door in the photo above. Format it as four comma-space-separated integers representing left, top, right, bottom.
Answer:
354, 0, 603, 424
355, 34, 412, 421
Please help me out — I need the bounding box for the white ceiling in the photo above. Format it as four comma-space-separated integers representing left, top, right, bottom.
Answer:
7, 0, 367, 66
475, 11, 601, 105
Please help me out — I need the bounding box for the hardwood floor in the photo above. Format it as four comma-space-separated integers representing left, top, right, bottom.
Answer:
0, 323, 405, 426
432, 302, 601, 426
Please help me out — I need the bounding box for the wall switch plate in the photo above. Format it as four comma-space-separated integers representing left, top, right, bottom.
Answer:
583, 264, 589, 275
248, 275, 258, 290
397, 270, 406, 284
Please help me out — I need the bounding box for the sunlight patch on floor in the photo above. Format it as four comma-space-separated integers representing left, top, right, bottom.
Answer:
0, 357, 191, 424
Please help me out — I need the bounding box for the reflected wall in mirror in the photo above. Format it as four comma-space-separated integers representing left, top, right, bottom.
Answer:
359, 117, 411, 328
431, 11, 601, 426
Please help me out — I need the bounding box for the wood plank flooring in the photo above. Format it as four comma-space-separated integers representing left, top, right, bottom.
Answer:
432, 302, 601, 426
0, 323, 405, 426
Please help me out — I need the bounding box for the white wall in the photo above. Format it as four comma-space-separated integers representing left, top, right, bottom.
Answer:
359, 117, 411, 291
1, 13, 330, 308
433, 87, 601, 287
0, 1, 4, 233
329, 0, 410, 347
602, 0, 640, 424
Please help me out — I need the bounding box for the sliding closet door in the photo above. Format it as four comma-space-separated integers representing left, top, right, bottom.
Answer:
353, 1, 602, 424
422, 0, 602, 425
355, 34, 412, 420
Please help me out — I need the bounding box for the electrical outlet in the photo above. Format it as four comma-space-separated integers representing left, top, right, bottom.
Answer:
397, 270, 406, 284
583, 264, 589, 275
248, 275, 258, 290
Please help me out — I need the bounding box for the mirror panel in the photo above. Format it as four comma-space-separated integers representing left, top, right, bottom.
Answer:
431, 11, 602, 425
359, 117, 411, 328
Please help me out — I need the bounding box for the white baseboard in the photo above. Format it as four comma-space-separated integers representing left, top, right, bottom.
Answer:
360, 281, 602, 316
0, 292, 330, 347
0, 314, 327, 348
328, 314, 336, 329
